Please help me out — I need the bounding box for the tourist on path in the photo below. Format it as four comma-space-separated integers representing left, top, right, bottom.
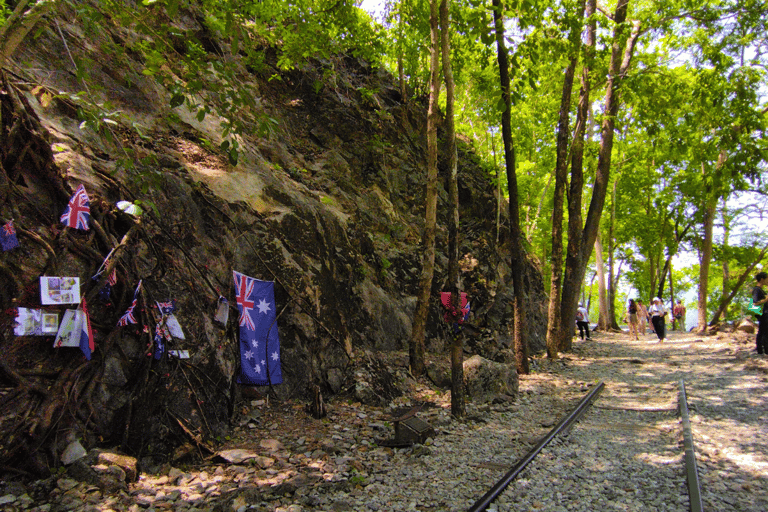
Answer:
626, 299, 639, 340
752, 272, 768, 355
673, 299, 686, 331
649, 297, 668, 343
576, 303, 591, 340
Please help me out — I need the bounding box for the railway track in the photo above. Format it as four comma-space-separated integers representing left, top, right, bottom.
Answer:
469, 379, 703, 512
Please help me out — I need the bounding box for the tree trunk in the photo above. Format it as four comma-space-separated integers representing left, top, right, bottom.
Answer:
558, 0, 596, 352
408, 0, 441, 377
720, 197, 731, 320
397, 10, 406, 102
0, 1, 54, 66
493, 0, 528, 375
439, 0, 464, 419
560, 0, 640, 352
669, 264, 676, 330
607, 176, 621, 329
697, 195, 716, 332
594, 232, 609, 331
546, 0, 585, 359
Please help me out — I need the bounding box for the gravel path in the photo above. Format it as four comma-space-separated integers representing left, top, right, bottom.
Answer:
2, 329, 767, 512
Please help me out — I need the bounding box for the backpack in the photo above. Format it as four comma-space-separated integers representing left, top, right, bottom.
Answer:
576, 310, 585, 321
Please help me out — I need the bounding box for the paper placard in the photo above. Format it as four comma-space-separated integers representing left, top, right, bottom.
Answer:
14, 308, 43, 336
165, 314, 185, 339
54, 309, 82, 347
40, 277, 81, 305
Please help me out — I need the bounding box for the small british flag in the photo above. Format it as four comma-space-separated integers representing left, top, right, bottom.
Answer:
118, 280, 142, 326
60, 184, 90, 230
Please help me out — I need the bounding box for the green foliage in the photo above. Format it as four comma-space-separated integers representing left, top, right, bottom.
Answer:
0, 1, 11, 24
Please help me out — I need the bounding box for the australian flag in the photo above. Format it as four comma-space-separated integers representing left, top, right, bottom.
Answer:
118, 280, 142, 326
233, 270, 282, 386
60, 184, 90, 230
1, 220, 19, 251
153, 324, 166, 360
80, 298, 94, 360
156, 299, 177, 315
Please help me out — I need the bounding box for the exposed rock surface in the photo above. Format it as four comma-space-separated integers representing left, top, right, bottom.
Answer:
0, 2, 548, 474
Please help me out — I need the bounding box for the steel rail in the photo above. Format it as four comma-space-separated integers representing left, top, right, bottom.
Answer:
467, 380, 605, 512
679, 379, 703, 512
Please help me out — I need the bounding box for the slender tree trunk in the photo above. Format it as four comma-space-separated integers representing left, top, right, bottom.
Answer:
669, 264, 676, 330
697, 196, 716, 332
493, 0, 528, 375
546, 0, 585, 359
607, 175, 620, 329
0, 1, 54, 65
594, 232, 609, 331
409, 0, 441, 377
559, 0, 596, 352
721, 198, 731, 314
439, 0, 464, 419
397, 10, 406, 102
561, 0, 641, 352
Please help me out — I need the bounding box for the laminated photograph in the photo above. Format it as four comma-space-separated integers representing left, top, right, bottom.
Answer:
42, 313, 60, 335
40, 277, 81, 305
14, 308, 43, 336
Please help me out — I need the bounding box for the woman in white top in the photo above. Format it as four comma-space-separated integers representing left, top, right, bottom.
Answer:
649, 297, 668, 342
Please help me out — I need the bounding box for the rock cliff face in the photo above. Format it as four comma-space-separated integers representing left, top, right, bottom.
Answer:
0, 3, 546, 473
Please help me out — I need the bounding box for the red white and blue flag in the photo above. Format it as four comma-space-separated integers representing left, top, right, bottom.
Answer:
233, 270, 282, 386
118, 280, 142, 326
92, 250, 118, 302
1, 220, 19, 251
80, 298, 94, 360
156, 299, 177, 315
60, 184, 90, 230
153, 324, 167, 360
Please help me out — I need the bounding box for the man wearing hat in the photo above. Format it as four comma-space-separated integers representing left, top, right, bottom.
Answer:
649, 297, 668, 342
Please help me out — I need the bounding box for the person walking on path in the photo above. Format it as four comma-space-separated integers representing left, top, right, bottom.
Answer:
626, 299, 640, 340
673, 300, 686, 331
752, 272, 768, 355
636, 299, 649, 335
649, 297, 668, 342
576, 303, 591, 340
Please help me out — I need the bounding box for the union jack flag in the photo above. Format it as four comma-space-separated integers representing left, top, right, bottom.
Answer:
118, 280, 142, 326
1, 220, 19, 251
233, 271, 256, 331
60, 184, 90, 230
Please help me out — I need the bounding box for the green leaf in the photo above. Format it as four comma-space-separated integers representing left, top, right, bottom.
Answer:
227, 147, 239, 166
170, 93, 185, 108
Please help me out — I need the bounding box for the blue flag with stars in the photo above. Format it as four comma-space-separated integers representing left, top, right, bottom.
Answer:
233, 271, 283, 386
